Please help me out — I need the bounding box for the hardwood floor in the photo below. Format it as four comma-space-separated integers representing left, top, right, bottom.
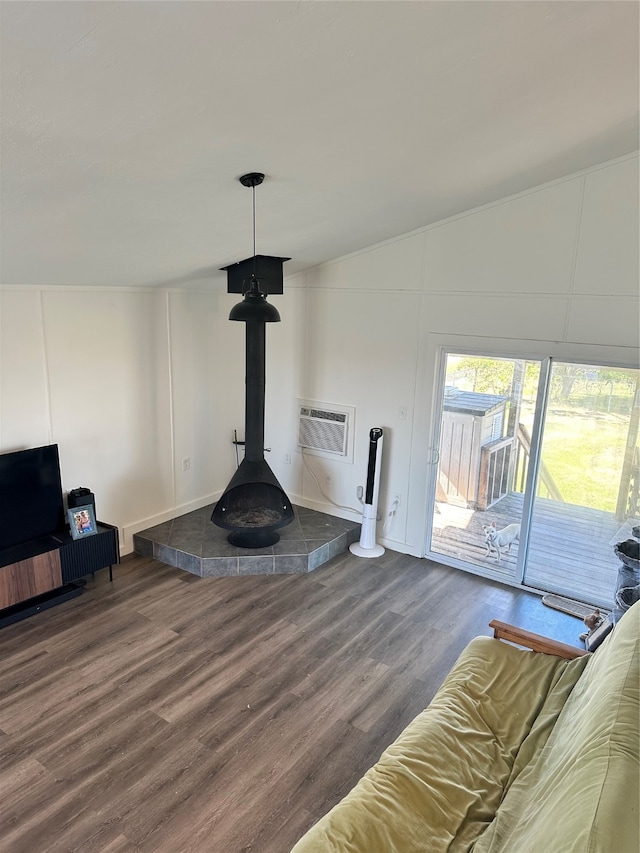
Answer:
0, 549, 585, 853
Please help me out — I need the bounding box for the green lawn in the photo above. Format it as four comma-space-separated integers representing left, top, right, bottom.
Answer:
527, 405, 630, 512
446, 355, 638, 515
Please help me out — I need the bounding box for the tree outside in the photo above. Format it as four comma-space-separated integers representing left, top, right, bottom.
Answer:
445, 356, 639, 513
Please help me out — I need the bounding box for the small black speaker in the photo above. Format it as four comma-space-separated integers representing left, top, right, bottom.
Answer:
68, 487, 95, 512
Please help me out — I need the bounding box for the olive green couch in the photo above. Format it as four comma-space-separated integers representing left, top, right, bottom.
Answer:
291, 602, 639, 853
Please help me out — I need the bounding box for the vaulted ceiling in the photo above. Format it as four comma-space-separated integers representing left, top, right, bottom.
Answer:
1, 1, 638, 288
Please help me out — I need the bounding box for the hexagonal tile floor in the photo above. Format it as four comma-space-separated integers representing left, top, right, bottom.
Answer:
133, 504, 360, 577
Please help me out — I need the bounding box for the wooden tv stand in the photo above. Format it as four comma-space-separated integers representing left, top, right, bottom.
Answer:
0, 522, 119, 627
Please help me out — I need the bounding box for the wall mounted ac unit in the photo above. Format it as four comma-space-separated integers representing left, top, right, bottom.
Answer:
297, 401, 355, 461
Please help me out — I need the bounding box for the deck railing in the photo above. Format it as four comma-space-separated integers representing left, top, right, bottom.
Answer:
616, 445, 640, 521
477, 436, 513, 511
515, 423, 564, 502
478, 424, 564, 510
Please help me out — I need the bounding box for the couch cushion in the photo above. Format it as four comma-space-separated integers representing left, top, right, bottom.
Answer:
472, 601, 640, 853
291, 634, 586, 853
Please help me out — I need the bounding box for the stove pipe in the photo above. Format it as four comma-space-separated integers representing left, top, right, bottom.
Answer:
211, 276, 294, 548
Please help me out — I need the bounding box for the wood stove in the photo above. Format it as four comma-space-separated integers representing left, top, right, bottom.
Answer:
211, 274, 294, 548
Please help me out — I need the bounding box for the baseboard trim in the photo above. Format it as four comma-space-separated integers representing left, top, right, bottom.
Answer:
121, 492, 221, 554
289, 493, 361, 523
121, 491, 416, 558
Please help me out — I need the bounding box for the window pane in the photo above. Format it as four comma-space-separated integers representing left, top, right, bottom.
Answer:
429, 354, 541, 580
524, 364, 640, 606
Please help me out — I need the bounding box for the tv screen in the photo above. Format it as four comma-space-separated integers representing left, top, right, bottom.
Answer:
0, 444, 65, 552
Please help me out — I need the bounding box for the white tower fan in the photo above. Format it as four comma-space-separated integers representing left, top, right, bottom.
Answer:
350, 427, 385, 558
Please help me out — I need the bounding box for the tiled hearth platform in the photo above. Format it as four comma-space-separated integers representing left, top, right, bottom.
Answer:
133, 504, 360, 577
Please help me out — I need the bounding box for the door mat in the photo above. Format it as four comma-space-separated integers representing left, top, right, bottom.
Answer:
542, 594, 609, 620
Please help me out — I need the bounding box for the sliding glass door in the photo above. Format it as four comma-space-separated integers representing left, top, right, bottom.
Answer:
428, 353, 542, 582
427, 352, 640, 607
523, 363, 640, 604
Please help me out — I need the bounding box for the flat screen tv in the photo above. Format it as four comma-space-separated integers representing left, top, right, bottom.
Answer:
0, 444, 65, 552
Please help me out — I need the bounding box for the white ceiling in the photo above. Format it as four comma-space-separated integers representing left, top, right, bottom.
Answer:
1, 1, 638, 289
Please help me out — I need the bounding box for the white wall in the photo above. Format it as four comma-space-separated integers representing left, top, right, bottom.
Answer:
0, 277, 310, 553
1, 154, 637, 556
300, 153, 639, 554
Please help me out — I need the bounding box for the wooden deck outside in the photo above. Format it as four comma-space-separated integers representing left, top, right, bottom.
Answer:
430, 492, 637, 608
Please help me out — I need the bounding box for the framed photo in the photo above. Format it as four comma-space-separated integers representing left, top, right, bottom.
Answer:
68, 504, 98, 540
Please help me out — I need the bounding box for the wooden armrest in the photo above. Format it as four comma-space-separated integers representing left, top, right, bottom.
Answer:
489, 619, 589, 660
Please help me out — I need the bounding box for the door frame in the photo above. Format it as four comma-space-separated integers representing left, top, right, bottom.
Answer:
424, 345, 548, 586
418, 334, 638, 596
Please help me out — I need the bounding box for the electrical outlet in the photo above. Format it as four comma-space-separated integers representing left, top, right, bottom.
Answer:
392, 492, 402, 508
284, 453, 291, 464
182, 456, 190, 471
